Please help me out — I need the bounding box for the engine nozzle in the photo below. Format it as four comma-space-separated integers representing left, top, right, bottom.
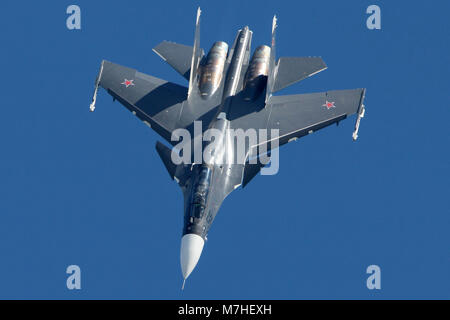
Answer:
243, 45, 271, 101
199, 41, 228, 99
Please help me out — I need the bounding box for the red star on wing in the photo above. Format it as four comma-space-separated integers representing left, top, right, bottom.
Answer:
121, 79, 135, 88
322, 100, 335, 109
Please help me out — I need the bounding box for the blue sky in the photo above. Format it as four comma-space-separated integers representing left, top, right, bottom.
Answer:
0, 0, 449, 299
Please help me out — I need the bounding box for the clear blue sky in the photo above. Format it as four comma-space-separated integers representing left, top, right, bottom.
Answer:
0, 0, 449, 299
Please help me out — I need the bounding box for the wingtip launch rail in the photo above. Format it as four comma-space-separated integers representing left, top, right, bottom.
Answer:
352, 89, 367, 141
89, 60, 105, 112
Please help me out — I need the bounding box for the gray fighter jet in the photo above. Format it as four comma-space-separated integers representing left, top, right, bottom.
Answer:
89, 8, 366, 288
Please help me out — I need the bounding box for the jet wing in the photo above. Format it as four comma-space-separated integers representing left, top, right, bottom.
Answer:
231, 88, 366, 155
96, 60, 220, 145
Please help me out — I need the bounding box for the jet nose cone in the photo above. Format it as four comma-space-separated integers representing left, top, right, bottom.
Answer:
180, 234, 205, 281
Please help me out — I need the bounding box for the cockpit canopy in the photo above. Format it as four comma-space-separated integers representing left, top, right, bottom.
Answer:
189, 166, 212, 219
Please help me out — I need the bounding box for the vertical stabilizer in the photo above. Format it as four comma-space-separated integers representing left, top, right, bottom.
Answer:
188, 7, 202, 97
266, 15, 277, 102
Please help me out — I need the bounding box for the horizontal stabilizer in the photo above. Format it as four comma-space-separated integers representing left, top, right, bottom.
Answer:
272, 57, 327, 93
153, 41, 204, 81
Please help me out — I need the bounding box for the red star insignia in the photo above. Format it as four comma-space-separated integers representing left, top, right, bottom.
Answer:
121, 79, 135, 88
322, 100, 335, 109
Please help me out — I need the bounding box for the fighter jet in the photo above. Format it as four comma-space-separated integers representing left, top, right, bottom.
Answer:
89, 8, 366, 288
